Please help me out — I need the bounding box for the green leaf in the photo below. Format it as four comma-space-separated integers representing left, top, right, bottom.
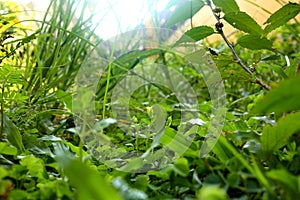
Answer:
166, 0, 205, 27
212, 0, 239, 14
171, 157, 190, 177
285, 57, 300, 77
226, 173, 240, 187
56, 155, 122, 200
55, 90, 72, 110
112, 178, 147, 200
251, 75, 300, 114
264, 3, 300, 35
267, 169, 300, 196
260, 112, 300, 156
237, 35, 273, 50
211, 139, 231, 163
0, 142, 18, 155
133, 175, 149, 191
20, 155, 47, 180
0, 167, 8, 179
269, 65, 288, 79
161, 127, 191, 154
224, 12, 263, 35
63, 141, 89, 157
175, 26, 215, 44
1, 113, 25, 152
197, 185, 229, 200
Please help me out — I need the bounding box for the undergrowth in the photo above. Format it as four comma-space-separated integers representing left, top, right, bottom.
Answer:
0, 0, 300, 199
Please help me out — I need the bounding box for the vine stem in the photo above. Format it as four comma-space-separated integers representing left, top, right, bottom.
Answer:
206, 0, 271, 91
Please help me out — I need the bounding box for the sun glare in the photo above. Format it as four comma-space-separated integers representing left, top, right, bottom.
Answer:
91, 0, 170, 39
16, 0, 170, 39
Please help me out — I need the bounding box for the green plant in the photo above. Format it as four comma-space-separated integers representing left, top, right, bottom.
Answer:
1, 0, 300, 199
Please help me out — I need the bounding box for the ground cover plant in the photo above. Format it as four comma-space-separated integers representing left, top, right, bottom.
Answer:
0, 0, 300, 199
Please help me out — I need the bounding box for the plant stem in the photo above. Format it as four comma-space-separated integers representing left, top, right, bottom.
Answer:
0, 86, 3, 137
206, 0, 271, 91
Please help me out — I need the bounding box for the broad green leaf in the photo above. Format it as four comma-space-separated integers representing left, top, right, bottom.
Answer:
212, 0, 239, 14
7, 189, 29, 200
166, 0, 205, 27
197, 185, 229, 200
22, 133, 53, 156
56, 155, 122, 200
264, 3, 300, 35
0, 167, 8, 179
251, 75, 300, 114
133, 175, 149, 191
63, 141, 88, 157
237, 35, 273, 50
20, 155, 47, 180
1, 113, 25, 152
112, 178, 147, 200
267, 169, 299, 196
171, 157, 190, 177
226, 173, 240, 187
0, 142, 18, 155
175, 26, 215, 44
260, 112, 300, 156
161, 127, 191, 154
269, 65, 288, 79
224, 12, 263, 35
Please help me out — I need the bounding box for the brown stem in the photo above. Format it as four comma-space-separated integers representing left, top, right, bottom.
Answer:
206, 0, 271, 91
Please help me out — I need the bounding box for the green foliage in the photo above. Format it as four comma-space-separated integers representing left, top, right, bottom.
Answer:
1, 0, 300, 199
212, 0, 239, 13
252, 74, 300, 114
260, 112, 300, 158
25, 0, 98, 104
224, 12, 263, 35
0, 113, 25, 152
165, 0, 205, 27
176, 26, 215, 43
197, 185, 229, 200
237, 35, 273, 50
263, 3, 300, 35
56, 153, 122, 200
0, 142, 17, 155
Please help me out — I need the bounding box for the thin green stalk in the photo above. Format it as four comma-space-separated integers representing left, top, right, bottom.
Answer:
244, 0, 272, 15
101, 35, 118, 118
102, 62, 113, 118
